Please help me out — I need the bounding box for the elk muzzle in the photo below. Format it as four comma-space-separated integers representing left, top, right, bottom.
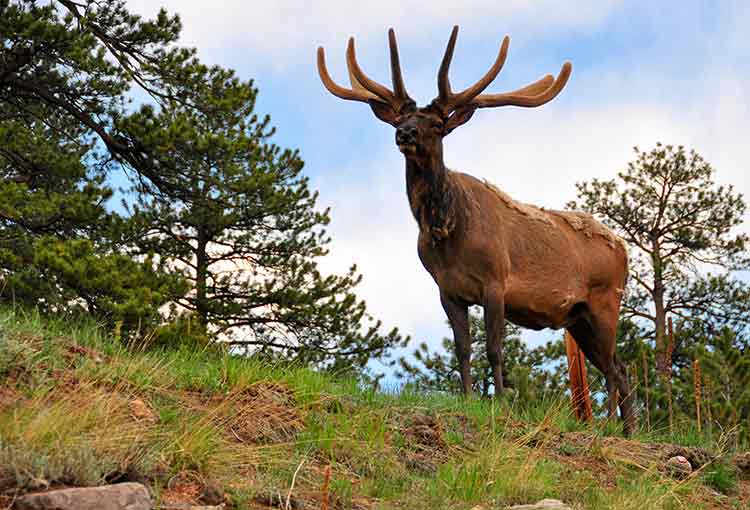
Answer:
396, 125, 418, 154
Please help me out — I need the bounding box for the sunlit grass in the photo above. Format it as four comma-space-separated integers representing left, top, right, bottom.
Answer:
0, 306, 745, 509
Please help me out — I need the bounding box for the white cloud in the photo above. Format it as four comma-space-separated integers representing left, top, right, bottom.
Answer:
127, 0, 624, 64
313, 151, 445, 340
121, 0, 750, 365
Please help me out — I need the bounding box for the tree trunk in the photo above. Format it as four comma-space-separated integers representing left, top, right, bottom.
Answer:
651, 237, 669, 376
195, 231, 209, 328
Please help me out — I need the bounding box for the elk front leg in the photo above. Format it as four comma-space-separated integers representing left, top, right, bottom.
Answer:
440, 292, 472, 395
484, 287, 505, 396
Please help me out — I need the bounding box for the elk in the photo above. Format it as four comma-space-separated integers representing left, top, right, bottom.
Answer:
317, 26, 633, 434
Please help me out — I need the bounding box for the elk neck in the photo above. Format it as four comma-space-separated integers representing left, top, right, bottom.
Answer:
403, 148, 464, 243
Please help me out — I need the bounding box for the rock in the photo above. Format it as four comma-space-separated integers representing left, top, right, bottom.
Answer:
666, 455, 693, 479
14, 482, 152, 510
199, 480, 224, 505
505, 499, 572, 509
734, 452, 750, 477
25, 477, 50, 491
662, 445, 711, 468
129, 398, 158, 423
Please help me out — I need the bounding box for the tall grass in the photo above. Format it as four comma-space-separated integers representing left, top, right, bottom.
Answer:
0, 307, 746, 509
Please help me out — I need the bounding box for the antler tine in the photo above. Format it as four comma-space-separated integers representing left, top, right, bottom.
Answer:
437, 25, 459, 101
450, 35, 509, 107
317, 46, 377, 103
346, 37, 397, 104
388, 28, 410, 100
506, 74, 554, 96
435, 30, 510, 113
472, 62, 572, 109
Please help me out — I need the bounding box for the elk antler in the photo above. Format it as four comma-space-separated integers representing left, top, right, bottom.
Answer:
317, 46, 378, 103
435, 26, 509, 115
433, 26, 571, 114
317, 28, 414, 114
471, 62, 572, 109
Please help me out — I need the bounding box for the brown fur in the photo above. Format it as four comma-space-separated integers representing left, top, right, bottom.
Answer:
318, 27, 634, 434
399, 113, 634, 433
417, 169, 627, 333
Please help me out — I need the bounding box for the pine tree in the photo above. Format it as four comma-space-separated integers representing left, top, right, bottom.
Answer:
0, 0, 191, 328
0, 0, 202, 191
669, 320, 750, 441
569, 143, 749, 376
0, 100, 181, 328
122, 68, 405, 369
2, 0, 405, 367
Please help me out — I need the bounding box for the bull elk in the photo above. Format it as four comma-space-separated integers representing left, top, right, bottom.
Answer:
317, 26, 634, 434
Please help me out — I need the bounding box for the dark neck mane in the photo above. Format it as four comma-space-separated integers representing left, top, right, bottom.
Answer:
405, 158, 464, 244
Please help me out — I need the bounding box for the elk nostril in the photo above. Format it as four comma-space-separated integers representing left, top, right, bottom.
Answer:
397, 126, 418, 142
396, 130, 413, 144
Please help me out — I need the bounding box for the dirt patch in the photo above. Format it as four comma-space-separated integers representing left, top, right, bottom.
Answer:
185, 382, 304, 444
443, 413, 478, 446
398, 413, 451, 473
226, 383, 303, 444
64, 344, 108, 365
548, 431, 750, 509
558, 431, 715, 472
160, 471, 203, 506
129, 397, 159, 424
252, 490, 309, 509
551, 436, 621, 490
737, 480, 750, 506
12, 332, 44, 349
0, 386, 21, 410
159, 471, 225, 506
682, 478, 750, 510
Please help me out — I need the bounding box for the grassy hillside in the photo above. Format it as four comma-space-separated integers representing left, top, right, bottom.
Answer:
0, 308, 747, 509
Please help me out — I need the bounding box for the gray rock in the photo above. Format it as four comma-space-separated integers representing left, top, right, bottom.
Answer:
666, 455, 693, 479
734, 451, 750, 474
199, 480, 224, 505
505, 499, 572, 510
14, 482, 152, 510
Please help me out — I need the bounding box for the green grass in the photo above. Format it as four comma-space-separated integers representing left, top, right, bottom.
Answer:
0, 307, 747, 509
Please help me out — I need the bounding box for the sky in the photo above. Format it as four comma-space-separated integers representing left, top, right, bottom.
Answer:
126, 1, 749, 367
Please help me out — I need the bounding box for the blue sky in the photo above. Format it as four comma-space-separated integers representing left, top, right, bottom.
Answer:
127, 1, 749, 364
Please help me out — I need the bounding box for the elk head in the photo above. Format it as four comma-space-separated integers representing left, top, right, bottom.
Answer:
317, 26, 572, 168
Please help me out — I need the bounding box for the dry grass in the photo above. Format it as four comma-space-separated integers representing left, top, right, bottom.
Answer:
1, 308, 748, 510
183, 382, 306, 445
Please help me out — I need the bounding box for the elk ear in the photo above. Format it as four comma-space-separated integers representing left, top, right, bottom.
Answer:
444, 105, 476, 134
368, 99, 400, 127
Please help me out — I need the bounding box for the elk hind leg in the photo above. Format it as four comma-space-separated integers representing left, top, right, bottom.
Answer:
440, 292, 472, 395
483, 286, 505, 396
613, 355, 635, 435
571, 294, 633, 435
589, 295, 635, 435
566, 318, 616, 415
